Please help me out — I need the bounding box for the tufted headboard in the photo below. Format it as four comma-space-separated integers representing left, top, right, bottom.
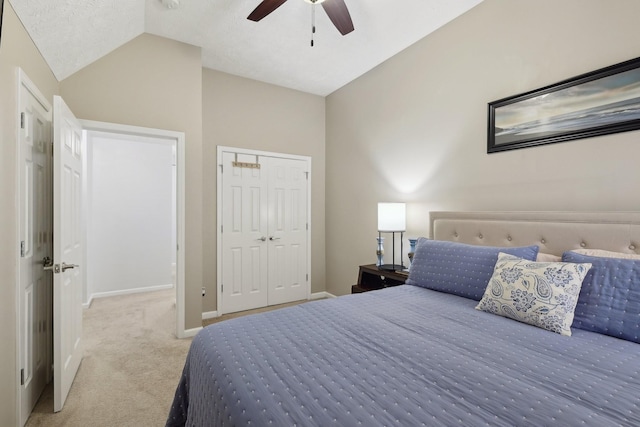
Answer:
429, 211, 640, 256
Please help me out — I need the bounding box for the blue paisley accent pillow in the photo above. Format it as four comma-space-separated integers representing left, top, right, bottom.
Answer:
406, 239, 539, 301
476, 253, 592, 336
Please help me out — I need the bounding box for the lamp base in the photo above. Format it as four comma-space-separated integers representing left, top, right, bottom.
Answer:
378, 264, 406, 272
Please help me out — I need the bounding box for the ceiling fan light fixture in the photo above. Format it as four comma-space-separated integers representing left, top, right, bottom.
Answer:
248, 0, 353, 36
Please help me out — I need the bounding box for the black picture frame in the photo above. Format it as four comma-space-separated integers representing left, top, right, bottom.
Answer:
487, 56, 640, 153
0, 0, 4, 48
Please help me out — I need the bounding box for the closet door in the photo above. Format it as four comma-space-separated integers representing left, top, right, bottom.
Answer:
220, 152, 269, 314
219, 149, 310, 314
267, 157, 308, 305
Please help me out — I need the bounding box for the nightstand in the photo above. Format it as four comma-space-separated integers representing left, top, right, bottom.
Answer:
351, 264, 408, 293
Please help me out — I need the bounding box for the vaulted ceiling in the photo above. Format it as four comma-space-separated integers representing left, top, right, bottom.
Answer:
10, 0, 483, 96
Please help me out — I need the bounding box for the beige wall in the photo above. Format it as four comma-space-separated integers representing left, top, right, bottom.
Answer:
0, 14, 324, 422
60, 33, 204, 330
0, 4, 59, 425
325, 0, 640, 295
5, 0, 638, 422
202, 69, 326, 312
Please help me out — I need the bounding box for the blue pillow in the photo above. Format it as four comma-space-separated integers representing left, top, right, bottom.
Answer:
562, 251, 640, 343
406, 238, 539, 301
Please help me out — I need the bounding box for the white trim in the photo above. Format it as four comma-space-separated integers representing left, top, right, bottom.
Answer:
306, 159, 312, 302
203, 294, 331, 320
88, 284, 174, 301
16, 68, 53, 427
202, 310, 219, 320
310, 291, 336, 300
217, 145, 311, 162
216, 146, 312, 316
181, 326, 203, 338
80, 120, 187, 339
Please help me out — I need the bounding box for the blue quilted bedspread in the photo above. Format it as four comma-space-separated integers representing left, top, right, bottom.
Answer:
166, 285, 640, 426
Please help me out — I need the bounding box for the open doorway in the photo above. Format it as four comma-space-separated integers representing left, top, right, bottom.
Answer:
84, 131, 176, 304
81, 121, 186, 337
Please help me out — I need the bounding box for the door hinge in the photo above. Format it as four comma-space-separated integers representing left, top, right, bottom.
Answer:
221, 225, 223, 233
20, 112, 25, 129
306, 223, 309, 231
20, 369, 24, 386
305, 171, 309, 180
20, 241, 25, 258
306, 274, 309, 282
219, 164, 223, 174
221, 284, 223, 293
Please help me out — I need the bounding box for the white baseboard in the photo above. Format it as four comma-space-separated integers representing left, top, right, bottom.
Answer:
200, 292, 336, 321
89, 284, 174, 302
202, 310, 219, 320
310, 291, 336, 300
82, 296, 94, 310
180, 326, 202, 338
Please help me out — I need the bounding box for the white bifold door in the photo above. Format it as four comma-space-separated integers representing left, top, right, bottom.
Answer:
220, 150, 310, 314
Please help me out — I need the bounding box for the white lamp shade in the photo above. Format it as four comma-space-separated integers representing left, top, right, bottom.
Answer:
378, 203, 406, 232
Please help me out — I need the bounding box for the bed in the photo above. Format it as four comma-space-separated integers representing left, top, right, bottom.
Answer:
167, 211, 640, 426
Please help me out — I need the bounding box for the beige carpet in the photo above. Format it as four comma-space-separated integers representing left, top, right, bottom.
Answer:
25, 289, 311, 427
25, 289, 191, 427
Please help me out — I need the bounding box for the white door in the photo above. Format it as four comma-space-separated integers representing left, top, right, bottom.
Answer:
267, 157, 308, 305
219, 149, 309, 314
220, 152, 269, 313
18, 72, 53, 426
52, 96, 85, 412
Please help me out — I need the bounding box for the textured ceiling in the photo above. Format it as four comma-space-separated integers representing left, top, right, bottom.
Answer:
10, 0, 483, 96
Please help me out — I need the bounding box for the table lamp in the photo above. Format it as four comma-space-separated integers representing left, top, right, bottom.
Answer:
377, 203, 406, 271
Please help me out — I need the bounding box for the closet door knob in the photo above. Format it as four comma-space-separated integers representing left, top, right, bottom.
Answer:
256, 236, 267, 242
61, 262, 79, 272
269, 236, 280, 241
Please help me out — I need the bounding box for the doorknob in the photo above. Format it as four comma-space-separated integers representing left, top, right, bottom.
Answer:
61, 262, 79, 272
43, 257, 60, 273
269, 236, 280, 241
256, 236, 267, 242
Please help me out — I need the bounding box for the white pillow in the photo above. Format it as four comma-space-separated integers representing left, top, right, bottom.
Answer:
476, 253, 591, 336
570, 248, 640, 260
536, 252, 561, 262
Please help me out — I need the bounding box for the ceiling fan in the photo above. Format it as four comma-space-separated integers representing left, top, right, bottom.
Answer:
247, 0, 354, 36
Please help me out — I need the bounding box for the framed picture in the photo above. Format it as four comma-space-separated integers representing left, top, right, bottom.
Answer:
487, 56, 640, 153
0, 0, 4, 48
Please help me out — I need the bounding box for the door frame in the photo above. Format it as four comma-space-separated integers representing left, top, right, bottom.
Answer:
81, 121, 187, 338
216, 146, 312, 315
16, 68, 53, 427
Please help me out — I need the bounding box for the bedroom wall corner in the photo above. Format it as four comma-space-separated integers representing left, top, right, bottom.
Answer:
0, 3, 59, 425
325, 0, 640, 296
60, 33, 204, 331
201, 69, 326, 313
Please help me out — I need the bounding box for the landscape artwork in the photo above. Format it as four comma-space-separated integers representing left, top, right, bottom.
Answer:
0, 0, 4, 48
488, 57, 640, 152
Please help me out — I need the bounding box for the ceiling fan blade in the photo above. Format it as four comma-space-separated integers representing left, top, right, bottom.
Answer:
247, 0, 289, 22
321, 0, 354, 35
